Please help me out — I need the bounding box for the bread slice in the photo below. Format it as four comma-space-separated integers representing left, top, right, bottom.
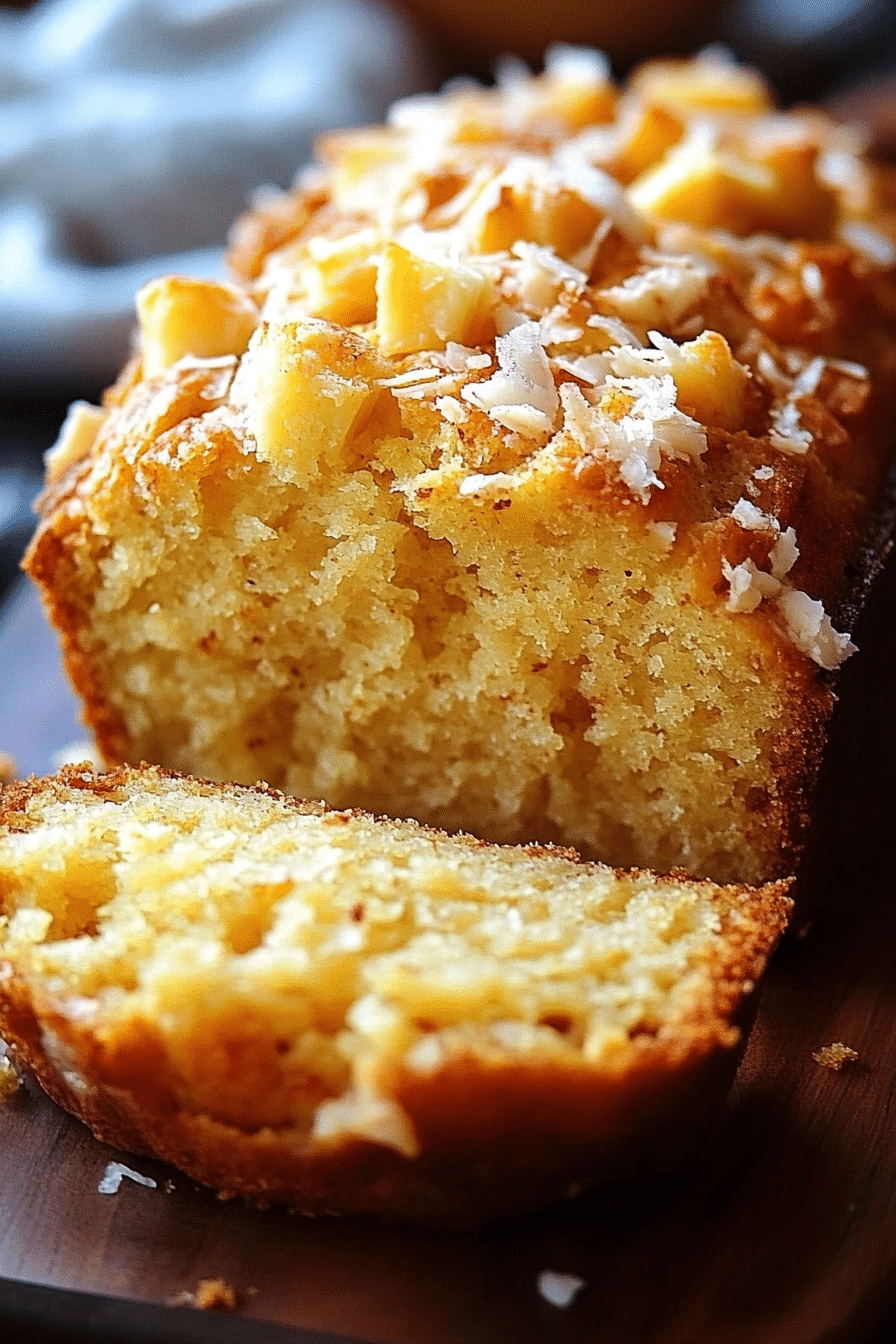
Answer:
0, 764, 790, 1226
25, 50, 896, 884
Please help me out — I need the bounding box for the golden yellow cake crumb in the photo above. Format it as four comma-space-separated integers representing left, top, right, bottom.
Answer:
193, 1279, 239, 1312
813, 1042, 859, 1071
0, 764, 791, 1225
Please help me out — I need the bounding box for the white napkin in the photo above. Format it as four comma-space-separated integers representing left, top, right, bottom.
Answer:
0, 0, 435, 392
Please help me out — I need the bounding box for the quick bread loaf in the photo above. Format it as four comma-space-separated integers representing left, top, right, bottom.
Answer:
0, 764, 791, 1225
26, 49, 896, 884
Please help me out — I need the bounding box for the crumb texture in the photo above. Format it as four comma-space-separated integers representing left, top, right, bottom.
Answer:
0, 765, 791, 1224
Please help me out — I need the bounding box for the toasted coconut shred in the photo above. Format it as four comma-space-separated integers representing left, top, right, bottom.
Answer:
222, 44, 889, 669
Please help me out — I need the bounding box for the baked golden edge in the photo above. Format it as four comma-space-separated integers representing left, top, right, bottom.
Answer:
0, 764, 791, 1227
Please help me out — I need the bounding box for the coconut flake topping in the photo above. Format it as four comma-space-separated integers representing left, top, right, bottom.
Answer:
462, 322, 559, 434
562, 373, 706, 502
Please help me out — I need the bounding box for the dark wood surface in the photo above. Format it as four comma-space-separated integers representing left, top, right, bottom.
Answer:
1, 549, 896, 1344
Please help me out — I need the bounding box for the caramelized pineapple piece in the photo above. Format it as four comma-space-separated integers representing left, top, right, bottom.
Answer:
300, 228, 380, 326
242, 320, 383, 483
630, 54, 773, 114
629, 135, 836, 240
137, 276, 259, 376
375, 242, 494, 356
662, 331, 749, 431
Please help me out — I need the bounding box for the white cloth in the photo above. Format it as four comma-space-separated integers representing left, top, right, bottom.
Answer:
0, 0, 434, 392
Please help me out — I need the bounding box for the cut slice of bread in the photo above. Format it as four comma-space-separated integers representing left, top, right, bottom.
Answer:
0, 764, 790, 1225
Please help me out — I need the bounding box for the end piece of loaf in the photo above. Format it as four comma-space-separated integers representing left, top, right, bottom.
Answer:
0, 764, 790, 1225
26, 50, 896, 883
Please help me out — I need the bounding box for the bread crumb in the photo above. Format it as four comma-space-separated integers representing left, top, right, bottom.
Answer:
0, 753, 17, 785
813, 1042, 859, 1071
536, 1270, 586, 1308
172, 1279, 239, 1312
97, 1161, 158, 1194
0, 1052, 21, 1099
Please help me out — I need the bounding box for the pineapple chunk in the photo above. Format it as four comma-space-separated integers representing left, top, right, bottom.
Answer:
530, 49, 617, 131
628, 140, 776, 234
319, 126, 407, 209
661, 331, 749, 431
631, 55, 773, 114
137, 276, 258, 377
629, 133, 837, 240
465, 174, 603, 261
44, 401, 107, 485
753, 139, 838, 240
611, 101, 684, 184
300, 228, 379, 326
243, 320, 383, 485
375, 241, 494, 357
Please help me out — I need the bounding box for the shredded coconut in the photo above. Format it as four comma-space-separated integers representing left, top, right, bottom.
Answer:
599, 256, 711, 330
792, 356, 827, 399
537, 1270, 586, 1308
777, 588, 855, 670
839, 221, 896, 267
551, 352, 611, 385
435, 395, 467, 424
722, 559, 782, 613
510, 242, 585, 314
458, 471, 516, 499
723, 554, 854, 667
729, 498, 798, 581
770, 527, 799, 580
544, 43, 611, 85
731, 497, 776, 532
379, 368, 444, 389
98, 1161, 158, 1194
462, 322, 559, 434
801, 262, 825, 300
813, 1041, 859, 1071
586, 313, 644, 347
554, 145, 647, 244
562, 374, 706, 502
769, 400, 813, 454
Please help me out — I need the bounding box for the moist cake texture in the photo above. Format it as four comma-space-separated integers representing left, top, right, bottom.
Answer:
26, 49, 896, 883
0, 764, 791, 1224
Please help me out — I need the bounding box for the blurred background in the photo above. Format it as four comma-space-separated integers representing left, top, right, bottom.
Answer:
0, 0, 895, 627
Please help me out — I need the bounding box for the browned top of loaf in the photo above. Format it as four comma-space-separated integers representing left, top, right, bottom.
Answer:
40, 50, 896, 676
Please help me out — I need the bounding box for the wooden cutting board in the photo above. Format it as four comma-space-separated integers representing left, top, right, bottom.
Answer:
2, 567, 896, 1344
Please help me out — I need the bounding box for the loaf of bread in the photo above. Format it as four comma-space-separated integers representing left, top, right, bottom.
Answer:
26, 49, 896, 884
0, 764, 790, 1225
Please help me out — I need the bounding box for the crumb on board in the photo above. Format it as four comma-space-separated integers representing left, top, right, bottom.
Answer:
813, 1042, 859, 1071
97, 1161, 158, 1194
536, 1270, 586, 1308
0, 1053, 21, 1099
0, 752, 17, 785
172, 1279, 239, 1312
